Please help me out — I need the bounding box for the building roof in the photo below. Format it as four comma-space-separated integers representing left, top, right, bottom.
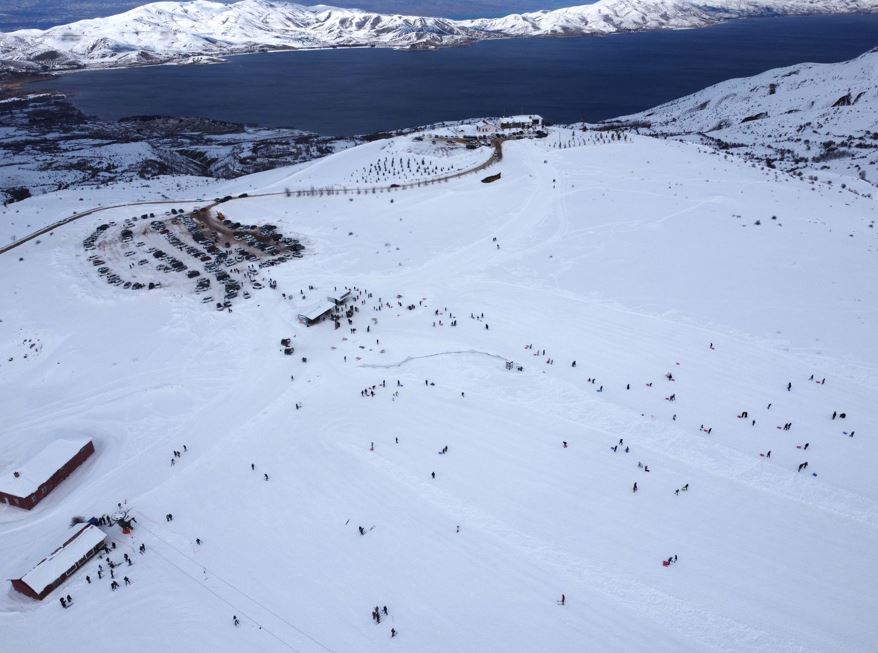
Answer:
0, 438, 92, 499
501, 114, 543, 123
20, 524, 106, 595
326, 290, 351, 303
299, 301, 336, 322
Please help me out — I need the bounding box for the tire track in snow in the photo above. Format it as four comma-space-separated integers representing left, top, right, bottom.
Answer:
358, 349, 508, 369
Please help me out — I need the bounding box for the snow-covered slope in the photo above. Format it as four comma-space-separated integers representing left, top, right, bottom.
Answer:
610, 48, 878, 187
1, 124, 877, 652
2, 0, 877, 71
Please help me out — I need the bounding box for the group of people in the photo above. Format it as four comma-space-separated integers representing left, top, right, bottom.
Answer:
169, 444, 189, 466
370, 605, 397, 638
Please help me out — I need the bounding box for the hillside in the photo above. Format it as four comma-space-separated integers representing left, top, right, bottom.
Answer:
0, 119, 876, 652
609, 48, 878, 188
1, 0, 877, 71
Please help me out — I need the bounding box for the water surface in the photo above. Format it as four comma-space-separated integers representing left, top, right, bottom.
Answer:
33, 14, 878, 136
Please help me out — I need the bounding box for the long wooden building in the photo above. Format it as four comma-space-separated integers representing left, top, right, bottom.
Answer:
11, 524, 106, 600
0, 438, 95, 510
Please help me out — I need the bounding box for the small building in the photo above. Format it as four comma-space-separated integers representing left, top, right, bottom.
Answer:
500, 115, 544, 131
475, 120, 498, 134
297, 301, 336, 327
327, 289, 351, 306
11, 524, 106, 600
0, 439, 95, 510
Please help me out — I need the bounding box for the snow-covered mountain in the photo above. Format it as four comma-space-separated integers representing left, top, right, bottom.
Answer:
2, 49, 878, 653
609, 48, 878, 187
2, 117, 878, 653
2, 0, 877, 71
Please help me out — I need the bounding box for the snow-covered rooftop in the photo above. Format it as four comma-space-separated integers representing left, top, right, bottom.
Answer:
19, 525, 106, 595
0, 438, 92, 498
500, 115, 543, 123
299, 301, 335, 322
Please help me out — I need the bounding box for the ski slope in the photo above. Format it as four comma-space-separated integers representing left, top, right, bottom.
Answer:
1, 127, 877, 652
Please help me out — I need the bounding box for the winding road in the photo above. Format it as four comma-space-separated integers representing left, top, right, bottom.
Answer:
0, 137, 504, 256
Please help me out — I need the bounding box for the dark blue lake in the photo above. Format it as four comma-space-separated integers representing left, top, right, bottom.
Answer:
32, 14, 878, 136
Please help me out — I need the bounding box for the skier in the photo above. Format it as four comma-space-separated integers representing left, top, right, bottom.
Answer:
633, 482, 638, 493
391, 628, 397, 638
264, 473, 269, 481
233, 616, 240, 627
431, 472, 436, 479
787, 382, 792, 391
196, 538, 202, 546
60, 597, 67, 608
383, 606, 388, 616
563, 441, 568, 448
86, 575, 91, 584
560, 594, 566, 606
251, 463, 255, 471
124, 576, 131, 586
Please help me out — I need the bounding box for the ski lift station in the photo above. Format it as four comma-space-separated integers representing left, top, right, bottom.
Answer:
298, 288, 351, 326
298, 301, 336, 326
0, 438, 95, 510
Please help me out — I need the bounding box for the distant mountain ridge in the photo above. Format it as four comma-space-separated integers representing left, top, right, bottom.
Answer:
1, 0, 877, 71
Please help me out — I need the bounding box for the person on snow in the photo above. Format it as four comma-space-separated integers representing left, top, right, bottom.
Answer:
560, 594, 566, 605
633, 482, 638, 493
391, 628, 397, 638
233, 616, 240, 627
60, 597, 67, 608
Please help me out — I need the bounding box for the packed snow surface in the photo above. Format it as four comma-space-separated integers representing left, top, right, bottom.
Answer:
2, 0, 877, 70
0, 127, 877, 652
